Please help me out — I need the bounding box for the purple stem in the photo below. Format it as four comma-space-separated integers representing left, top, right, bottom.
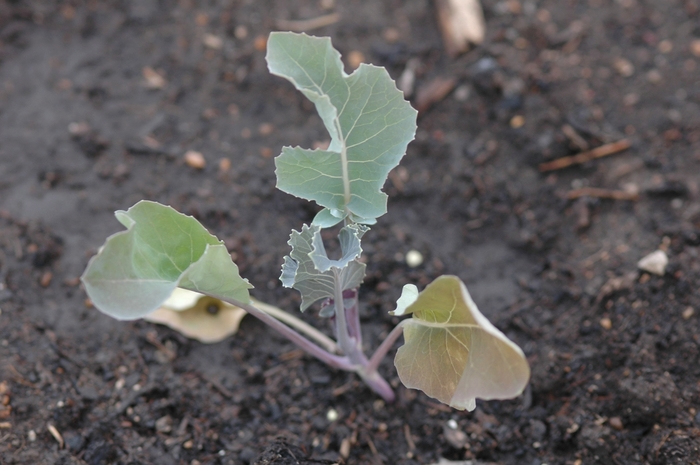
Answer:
212, 294, 355, 371
366, 320, 406, 374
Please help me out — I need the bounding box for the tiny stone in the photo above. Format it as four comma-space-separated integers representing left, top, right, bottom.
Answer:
614, 58, 635, 77
647, 69, 662, 84
155, 415, 173, 433
219, 158, 231, 173
405, 250, 423, 267
183, 440, 194, 449
326, 408, 339, 422
347, 50, 365, 70
510, 115, 525, 128
682, 307, 694, 320
609, 417, 624, 431
258, 122, 274, 136
253, 35, 267, 51
657, 40, 673, 53
600, 317, 612, 330
40, 271, 53, 288
447, 419, 458, 430
184, 150, 206, 169
637, 250, 668, 276
203, 34, 223, 50
383, 27, 400, 43
234, 25, 248, 39
690, 39, 700, 58
28, 430, 37, 442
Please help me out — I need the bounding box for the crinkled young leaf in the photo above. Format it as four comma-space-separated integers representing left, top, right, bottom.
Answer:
310, 224, 367, 272
81, 201, 252, 320
281, 224, 365, 312
394, 275, 530, 411
266, 32, 417, 225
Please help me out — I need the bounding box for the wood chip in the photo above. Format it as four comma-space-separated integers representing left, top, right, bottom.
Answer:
339, 437, 351, 459
48, 423, 64, 448
275, 13, 340, 32
539, 139, 631, 172
435, 0, 485, 56
40, 271, 53, 287
415, 76, 457, 112
566, 187, 639, 201
142, 67, 167, 89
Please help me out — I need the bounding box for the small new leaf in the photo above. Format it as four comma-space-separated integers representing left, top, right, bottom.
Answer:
81, 201, 252, 320
394, 275, 530, 411
266, 32, 417, 225
281, 224, 366, 312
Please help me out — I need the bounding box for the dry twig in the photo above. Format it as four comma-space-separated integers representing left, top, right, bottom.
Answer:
275, 13, 340, 32
539, 139, 631, 172
566, 187, 639, 201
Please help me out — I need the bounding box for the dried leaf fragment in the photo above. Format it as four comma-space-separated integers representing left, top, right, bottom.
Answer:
145, 288, 247, 344
435, 0, 486, 56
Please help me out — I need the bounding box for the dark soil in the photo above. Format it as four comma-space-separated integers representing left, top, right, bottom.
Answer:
2, 1, 700, 464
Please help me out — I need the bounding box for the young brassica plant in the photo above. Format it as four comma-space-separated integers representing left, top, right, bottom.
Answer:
82, 32, 529, 411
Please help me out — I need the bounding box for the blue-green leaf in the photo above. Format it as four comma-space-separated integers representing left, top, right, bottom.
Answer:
266, 32, 417, 225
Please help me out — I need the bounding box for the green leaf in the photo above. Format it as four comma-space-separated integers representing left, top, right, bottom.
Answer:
394, 275, 530, 411
81, 201, 252, 320
266, 32, 417, 225
281, 224, 366, 312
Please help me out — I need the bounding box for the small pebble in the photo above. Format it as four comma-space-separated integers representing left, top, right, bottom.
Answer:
682, 307, 694, 320
637, 250, 668, 276
658, 40, 673, 53
234, 25, 248, 39
405, 250, 423, 267
40, 271, 53, 288
258, 122, 274, 136
600, 317, 612, 330
183, 440, 194, 449
219, 158, 231, 173
28, 430, 37, 442
326, 408, 339, 421
142, 67, 167, 89
253, 35, 267, 51
609, 417, 624, 431
155, 415, 173, 433
184, 150, 206, 169
614, 58, 635, 77
347, 50, 365, 70
647, 69, 662, 84
383, 27, 400, 43
690, 39, 700, 58
510, 115, 525, 128
203, 34, 223, 49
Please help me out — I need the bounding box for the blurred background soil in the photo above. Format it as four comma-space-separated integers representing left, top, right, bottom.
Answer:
1, 1, 699, 464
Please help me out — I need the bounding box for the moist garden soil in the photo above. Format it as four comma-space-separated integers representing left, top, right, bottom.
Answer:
1, 1, 700, 464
